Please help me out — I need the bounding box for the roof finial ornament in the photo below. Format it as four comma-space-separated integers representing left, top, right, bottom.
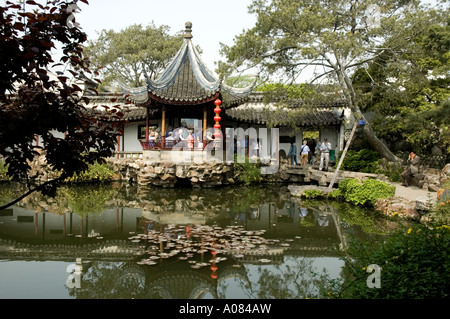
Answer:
184, 21, 193, 39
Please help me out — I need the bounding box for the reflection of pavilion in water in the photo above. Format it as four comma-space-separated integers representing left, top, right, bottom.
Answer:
113, 257, 252, 299
0, 199, 344, 255
0, 195, 346, 299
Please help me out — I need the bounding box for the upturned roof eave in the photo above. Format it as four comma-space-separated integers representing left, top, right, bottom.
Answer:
119, 22, 256, 106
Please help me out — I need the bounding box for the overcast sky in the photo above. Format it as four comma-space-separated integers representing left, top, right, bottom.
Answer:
75, 0, 257, 73
4, 0, 442, 81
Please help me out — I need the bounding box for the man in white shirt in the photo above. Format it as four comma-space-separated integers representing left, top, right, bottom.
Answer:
319, 137, 332, 171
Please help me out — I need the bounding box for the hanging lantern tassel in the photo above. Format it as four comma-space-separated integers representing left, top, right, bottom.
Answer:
213, 99, 222, 139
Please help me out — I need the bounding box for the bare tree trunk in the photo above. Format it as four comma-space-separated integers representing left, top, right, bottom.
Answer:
359, 114, 401, 163
339, 67, 402, 164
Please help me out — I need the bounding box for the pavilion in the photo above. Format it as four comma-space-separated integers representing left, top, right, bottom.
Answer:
82, 22, 352, 162
117, 22, 257, 153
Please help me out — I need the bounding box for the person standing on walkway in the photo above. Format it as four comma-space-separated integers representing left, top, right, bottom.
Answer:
401, 151, 421, 187
300, 140, 310, 166
288, 142, 298, 165
307, 139, 316, 164
319, 137, 331, 171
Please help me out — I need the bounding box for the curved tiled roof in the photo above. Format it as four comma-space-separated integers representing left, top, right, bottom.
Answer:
226, 103, 343, 127
84, 92, 345, 126
148, 57, 219, 104
120, 22, 257, 107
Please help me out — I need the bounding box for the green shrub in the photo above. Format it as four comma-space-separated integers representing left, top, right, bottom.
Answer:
327, 189, 344, 200
326, 222, 450, 299
376, 161, 404, 183
234, 156, 263, 185
338, 178, 395, 206
0, 160, 12, 181
302, 189, 325, 199
340, 149, 380, 173
65, 161, 115, 183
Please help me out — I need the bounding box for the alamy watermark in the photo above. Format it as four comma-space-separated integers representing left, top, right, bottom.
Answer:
366, 264, 381, 289
365, 4, 381, 29
66, 3, 81, 28
66, 258, 83, 289
163, 123, 280, 175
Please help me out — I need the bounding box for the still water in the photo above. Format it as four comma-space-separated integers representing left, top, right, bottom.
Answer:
0, 182, 385, 299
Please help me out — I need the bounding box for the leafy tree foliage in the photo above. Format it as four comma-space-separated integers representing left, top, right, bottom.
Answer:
219, 0, 447, 162
0, 0, 123, 209
328, 222, 450, 299
84, 23, 184, 89
353, 10, 450, 157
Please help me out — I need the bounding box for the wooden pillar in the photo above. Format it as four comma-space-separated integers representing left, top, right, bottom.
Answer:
203, 105, 207, 135
222, 107, 227, 151
203, 105, 207, 147
145, 107, 149, 142
161, 106, 166, 146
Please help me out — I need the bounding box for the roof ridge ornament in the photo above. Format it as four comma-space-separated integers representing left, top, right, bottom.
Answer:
184, 21, 193, 39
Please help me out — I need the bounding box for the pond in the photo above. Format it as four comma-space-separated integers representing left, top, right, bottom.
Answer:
0, 182, 388, 300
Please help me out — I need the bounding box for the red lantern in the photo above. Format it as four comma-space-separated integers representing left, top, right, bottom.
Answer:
213, 99, 222, 141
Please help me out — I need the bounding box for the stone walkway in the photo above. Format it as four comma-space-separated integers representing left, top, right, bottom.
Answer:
387, 182, 438, 214
390, 182, 437, 203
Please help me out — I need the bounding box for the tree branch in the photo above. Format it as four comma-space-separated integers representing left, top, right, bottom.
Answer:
309, 69, 335, 84
0, 177, 64, 211
262, 46, 299, 59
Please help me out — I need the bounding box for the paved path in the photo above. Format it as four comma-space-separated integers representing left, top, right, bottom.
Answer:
390, 182, 437, 203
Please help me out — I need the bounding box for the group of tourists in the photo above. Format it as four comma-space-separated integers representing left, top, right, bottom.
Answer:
147, 127, 215, 149
288, 137, 332, 171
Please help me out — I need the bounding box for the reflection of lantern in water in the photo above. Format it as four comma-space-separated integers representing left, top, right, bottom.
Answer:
210, 259, 218, 279
186, 226, 191, 239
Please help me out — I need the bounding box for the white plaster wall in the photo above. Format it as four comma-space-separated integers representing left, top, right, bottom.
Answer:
123, 123, 144, 152
319, 127, 340, 155
36, 130, 65, 146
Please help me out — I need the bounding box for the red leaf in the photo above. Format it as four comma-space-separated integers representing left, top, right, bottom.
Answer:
23, 52, 36, 59
13, 22, 25, 31
72, 84, 82, 92
88, 88, 98, 96
40, 41, 53, 48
